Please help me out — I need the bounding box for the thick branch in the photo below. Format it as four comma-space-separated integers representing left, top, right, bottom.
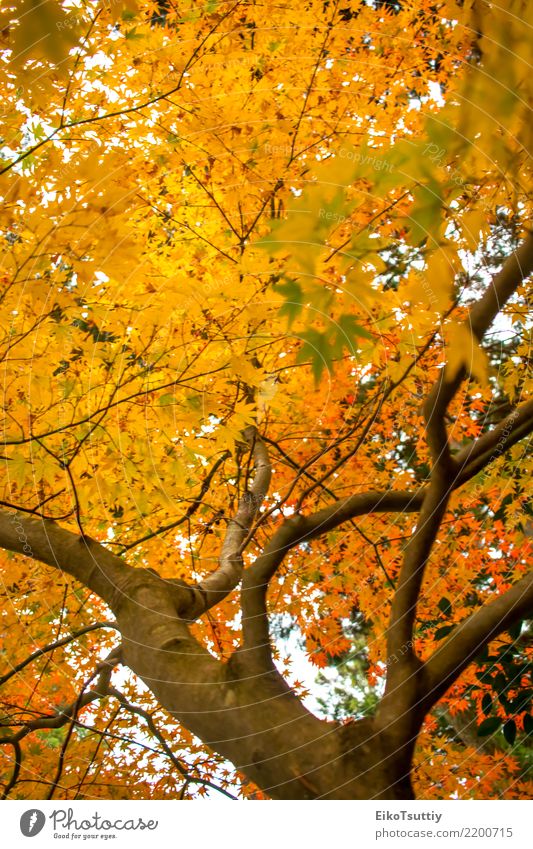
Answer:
384, 398, 533, 656
247, 490, 423, 588
240, 489, 423, 666
386, 234, 533, 676
386, 469, 453, 683
453, 398, 533, 482
0, 509, 134, 610
239, 391, 533, 667
424, 232, 533, 460
469, 234, 533, 340
194, 427, 272, 614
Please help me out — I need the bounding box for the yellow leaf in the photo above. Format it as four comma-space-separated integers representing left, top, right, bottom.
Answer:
5, 0, 81, 76
230, 356, 262, 386
257, 376, 279, 422
460, 210, 489, 251
446, 322, 489, 385
424, 245, 459, 313
6, 453, 28, 488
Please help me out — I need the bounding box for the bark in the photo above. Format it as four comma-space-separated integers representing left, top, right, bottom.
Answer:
106, 568, 418, 800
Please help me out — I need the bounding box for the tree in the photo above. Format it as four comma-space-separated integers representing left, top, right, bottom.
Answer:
0, 0, 531, 800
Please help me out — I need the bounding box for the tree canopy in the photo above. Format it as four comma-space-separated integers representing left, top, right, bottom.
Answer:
0, 0, 531, 800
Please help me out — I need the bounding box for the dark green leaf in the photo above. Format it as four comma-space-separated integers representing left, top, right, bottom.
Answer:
498, 693, 511, 712
475, 645, 489, 663
481, 693, 492, 716
337, 313, 372, 342
435, 624, 454, 640
275, 279, 305, 326
493, 672, 508, 694
296, 329, 332, 384
503, 720, 516, 746
508, 621, 523, 640
510, 690, 532, 714
406, 177, 443, 245
437, 597, 452, 617
477, 717, 502, 737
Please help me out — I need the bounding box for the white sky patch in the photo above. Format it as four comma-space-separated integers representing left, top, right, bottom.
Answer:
428, 80, 445, 106
275, 628, 329, 716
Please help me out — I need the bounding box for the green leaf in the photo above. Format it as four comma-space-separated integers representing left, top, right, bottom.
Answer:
435, 624, 454, 640
275, 279, 305, 326
510, 690, 532, 713
305, 282, 335, 315
338, 313, 372, 340
477, 717, 502, 737
481, 693, 492, 716
185, 393, 202, 411
503, 719, 516, 746
6, 453, 28, 487
524, 714, 533, 736
296, 329, 332, 384
406, 177, 443, 246
437, 596, 452, 617
331, 314, 372, 359
158, 393, 176, 406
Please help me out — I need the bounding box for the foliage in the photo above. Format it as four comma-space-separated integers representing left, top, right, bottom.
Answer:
0, 0, 531, 800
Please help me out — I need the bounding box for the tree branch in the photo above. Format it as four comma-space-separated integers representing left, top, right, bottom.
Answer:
0, 509, 134, 610
46, 647, 122, 800
385, 233, 533, 679
240, 489, 423, 667
0, 621, 118, 687
453, 398, 533, 483
423, 232, 533, 461
120, 450, 230, 552
0, 648, 121, 746
103, 686, 238, 799
191, 426, 272, 616
238, 386, 533, 668
423, 571, 533, 709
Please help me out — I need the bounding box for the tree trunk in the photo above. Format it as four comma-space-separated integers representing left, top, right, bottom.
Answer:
116, 570, 416, 800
